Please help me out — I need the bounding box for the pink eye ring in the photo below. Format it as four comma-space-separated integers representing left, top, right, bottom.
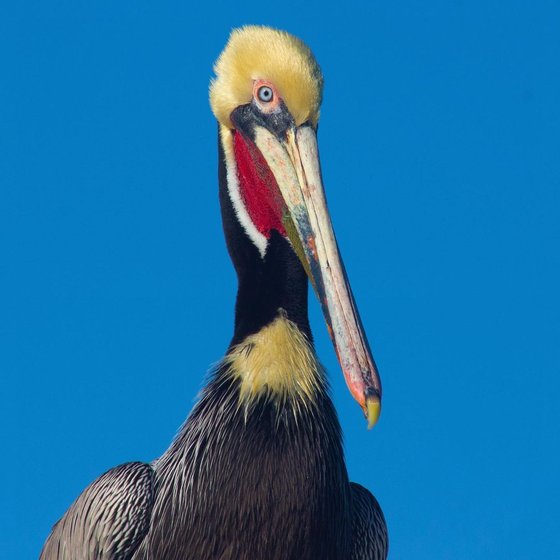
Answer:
252, 80, 281, 112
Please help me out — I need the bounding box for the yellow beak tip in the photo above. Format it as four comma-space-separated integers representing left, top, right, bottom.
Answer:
366, 397, 381, 430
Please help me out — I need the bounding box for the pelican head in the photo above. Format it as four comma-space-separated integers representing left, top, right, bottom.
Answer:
210, 26, 382, 428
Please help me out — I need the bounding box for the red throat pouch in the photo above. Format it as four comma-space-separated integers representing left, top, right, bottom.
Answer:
233, 131, 287, 238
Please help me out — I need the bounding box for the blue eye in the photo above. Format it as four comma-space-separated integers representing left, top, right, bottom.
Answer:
257, 86, 274, 103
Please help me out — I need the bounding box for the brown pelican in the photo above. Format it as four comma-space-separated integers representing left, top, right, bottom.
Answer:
41, 25, 388, 560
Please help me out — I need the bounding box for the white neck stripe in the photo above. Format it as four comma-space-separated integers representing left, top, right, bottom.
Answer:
222, 135, 268, 258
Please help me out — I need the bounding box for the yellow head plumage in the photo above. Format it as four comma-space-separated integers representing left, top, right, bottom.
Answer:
210, 26, 323, 129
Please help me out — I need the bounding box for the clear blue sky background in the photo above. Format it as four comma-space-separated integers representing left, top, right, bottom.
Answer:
1, 1, 559, 558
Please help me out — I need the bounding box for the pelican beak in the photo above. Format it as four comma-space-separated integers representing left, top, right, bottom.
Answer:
247, 121, 382, 428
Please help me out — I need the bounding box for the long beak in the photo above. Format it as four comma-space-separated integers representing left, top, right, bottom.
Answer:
252, 124, 382, 428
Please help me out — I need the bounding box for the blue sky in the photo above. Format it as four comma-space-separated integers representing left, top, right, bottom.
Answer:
1, 1, 559, 558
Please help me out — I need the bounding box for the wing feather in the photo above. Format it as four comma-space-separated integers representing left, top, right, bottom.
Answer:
40, 462, 154, 560
350, 482, 388, 560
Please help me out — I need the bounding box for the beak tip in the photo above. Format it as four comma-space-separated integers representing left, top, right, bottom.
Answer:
365, 395, 381, 430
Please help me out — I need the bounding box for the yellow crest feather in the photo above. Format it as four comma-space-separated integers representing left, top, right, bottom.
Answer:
210, 26, 323, 128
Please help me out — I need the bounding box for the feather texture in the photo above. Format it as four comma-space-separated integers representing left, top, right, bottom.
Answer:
40, 462, 154, 560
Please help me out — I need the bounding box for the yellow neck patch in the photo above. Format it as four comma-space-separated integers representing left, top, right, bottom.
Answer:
224, 313, 323, 410
210, 26, 323, 129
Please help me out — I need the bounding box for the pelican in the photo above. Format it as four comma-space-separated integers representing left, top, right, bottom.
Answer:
41, 26, 388, 560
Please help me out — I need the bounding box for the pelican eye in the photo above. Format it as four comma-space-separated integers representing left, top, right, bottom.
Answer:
257, 86, 274, 103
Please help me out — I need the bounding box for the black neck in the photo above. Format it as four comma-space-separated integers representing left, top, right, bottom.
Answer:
218, 132, 312, 346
